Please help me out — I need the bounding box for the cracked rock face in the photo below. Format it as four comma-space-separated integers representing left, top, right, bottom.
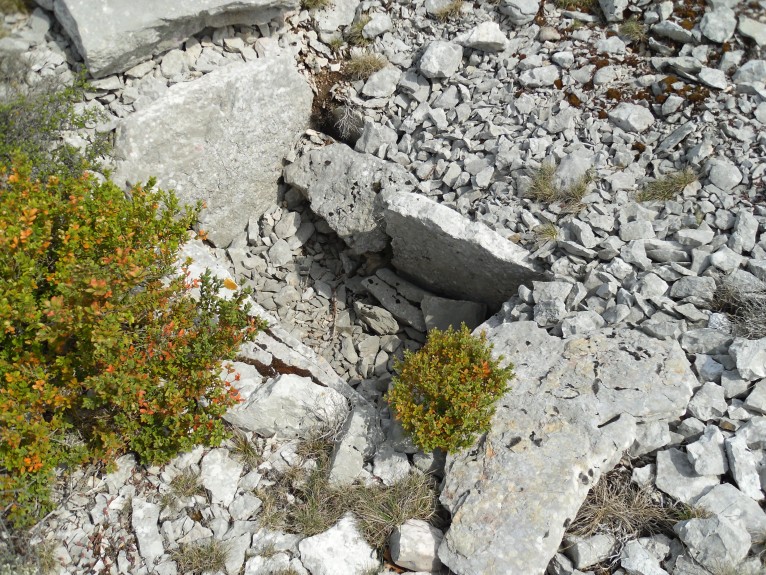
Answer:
438, 320, 696, 575
382, 192, 542, 310
282, 143, 416, 255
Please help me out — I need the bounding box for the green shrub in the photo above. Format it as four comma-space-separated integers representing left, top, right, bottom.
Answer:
387, 324, 513, 453
0, 53, 109, 178
0, 159, 265, 527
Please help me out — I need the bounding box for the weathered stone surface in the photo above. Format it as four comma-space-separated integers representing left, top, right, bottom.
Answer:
298, 513, 379, 575
115, 58, 311, 247
694, 483, 766, 535
454, 21, 507, 52
284, 144, 415, 254
115, 57, 312, 247
674, 516, 750, 572
439, 322, 696, 575
729, 337, 766, 380
419, 40, 463, 78
655, 448, 719, 504
329, 404, 383, 485
131, 498, 163, 567
382, 192, 541, 309
390, 519, 443, 572
421, 293, 486, 332
228, 373, 347, 438
200, 448, 243, 506
53, 0, 298, 77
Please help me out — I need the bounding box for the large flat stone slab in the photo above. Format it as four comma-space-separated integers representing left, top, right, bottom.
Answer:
52, 0, 297, 77
381, 192, 541, 309
283, 144, 416, 254
114, 57, 311, 248
438, 320, 696, 575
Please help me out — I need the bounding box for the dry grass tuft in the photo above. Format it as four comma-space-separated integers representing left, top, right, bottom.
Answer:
533, 223, 559, 243
345, 15, 372, 46
637, 168, 697, 202
568, 468, 707, 551
528, 161, 594, 209
434, 0, 464, 21
159, 469, 205, 509
714, 276, 766, 339
619, 17, 647, 42
256, 427, 437, 551
345, 52, 388, 80
555, 0, 597, 12
0, 0, 30, 15
229, 429, 263, 471
300, 0, 331, 10
171, 539, 230, 575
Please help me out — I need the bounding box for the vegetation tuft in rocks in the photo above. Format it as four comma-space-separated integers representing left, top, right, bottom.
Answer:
387, 324, 513, 453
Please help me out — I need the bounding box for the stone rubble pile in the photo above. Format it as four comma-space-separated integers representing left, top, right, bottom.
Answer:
2, 0, 766, 573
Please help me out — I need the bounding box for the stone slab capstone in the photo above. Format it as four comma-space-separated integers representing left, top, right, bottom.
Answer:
52, 0, 298, 77
438, 320, 697, 575
381, 192, 542, 310
283, 144, 416, 255
115, 57, 311, 248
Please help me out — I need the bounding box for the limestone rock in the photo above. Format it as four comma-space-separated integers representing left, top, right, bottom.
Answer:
200, 448, 243, 506
131, 498, 163, 567
655, 448, 719, 504
390, 519, 443, 572
608, 102, 655, 132
228, 373, 348, 438
454, 21, 507, 52
729, 337, 766, 380
419, 40, 463, 78
674, 516, 750, 571
298, 513, 379, 575
329, 404, 383, 485
283, 144, 415, 254
382, 192, 541, 310
500, 0, 538, 25
438, 322, 696, 575
115, 58, 311, 247
421, 293, 486, 332
52, 0, 298, 77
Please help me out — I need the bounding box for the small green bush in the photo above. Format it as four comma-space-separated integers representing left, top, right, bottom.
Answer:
0, 159, 265, 528
0, 54, 109, 178
387, 324, 513, 453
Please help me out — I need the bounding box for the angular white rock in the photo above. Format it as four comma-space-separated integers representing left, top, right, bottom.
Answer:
298, 513, 379, 575
390, 519, 444, 572
200, 448, 243, 506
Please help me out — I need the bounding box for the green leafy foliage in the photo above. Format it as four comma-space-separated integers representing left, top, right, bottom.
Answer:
387, 324, 513, 453
0, 160, 264, 527
0, 53, 110, 178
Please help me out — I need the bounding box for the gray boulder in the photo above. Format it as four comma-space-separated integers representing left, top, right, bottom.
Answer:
382, 192, 541, 310
674, 516, 751, 572
283, 144, 415, 254
115, 57, 311, 248
329, 404, 383, 485
419, 40, 463, 78
226, 373, 347, 438
438, 322, 696, 575
454, 21, 507, 52
500, 0, 538, 25
421, 293, 486, 332
298, 513, 379, 575
52, 0, 297, 77
390, 519, 444, 572
608, 102, 654, 132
